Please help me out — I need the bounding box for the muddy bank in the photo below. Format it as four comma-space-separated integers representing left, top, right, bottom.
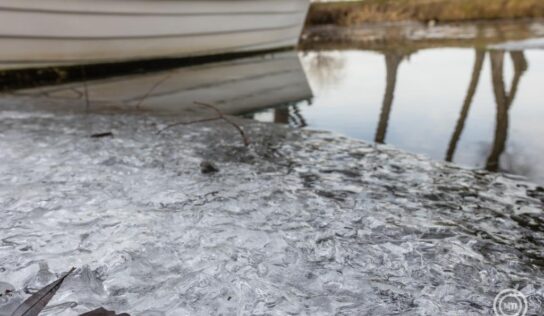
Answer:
307, 0, 544, 26
1, 96, 544, 315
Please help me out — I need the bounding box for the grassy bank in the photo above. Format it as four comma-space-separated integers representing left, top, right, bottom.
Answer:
307, 0, 544, 26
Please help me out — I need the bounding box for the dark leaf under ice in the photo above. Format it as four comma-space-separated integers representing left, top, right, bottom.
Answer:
11, 267, 75, 316
79, 307, 130, 316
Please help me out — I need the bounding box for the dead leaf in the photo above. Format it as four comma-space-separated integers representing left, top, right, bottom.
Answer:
11, 267, 76, 316
79, 307, 130, 316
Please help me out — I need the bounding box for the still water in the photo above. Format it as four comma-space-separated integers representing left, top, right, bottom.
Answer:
253, 48, 544, 184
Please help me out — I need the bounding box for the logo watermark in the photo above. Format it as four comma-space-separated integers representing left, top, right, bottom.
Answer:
494, 289, 528, 316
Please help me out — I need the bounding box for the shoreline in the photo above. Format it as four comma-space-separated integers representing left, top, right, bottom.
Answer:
306, 0, 544, 26
300, 18, 544, 53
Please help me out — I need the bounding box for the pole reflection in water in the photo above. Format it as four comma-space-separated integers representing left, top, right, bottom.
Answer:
274, 107, 290, 124
260, 104, 307, 127
375, 52, 404, 144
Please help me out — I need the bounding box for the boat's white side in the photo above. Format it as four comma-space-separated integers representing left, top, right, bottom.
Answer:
0, 0, 310, 69
17, 51, 312, 115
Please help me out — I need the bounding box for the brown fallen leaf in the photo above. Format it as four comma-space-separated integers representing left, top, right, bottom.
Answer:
11, 267, 76, 316
200, 160, 219, 174
90, 132, 114, 138
79, 307, 130, 316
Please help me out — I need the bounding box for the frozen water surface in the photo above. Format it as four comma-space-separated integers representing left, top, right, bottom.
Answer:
0, 97, 544, 315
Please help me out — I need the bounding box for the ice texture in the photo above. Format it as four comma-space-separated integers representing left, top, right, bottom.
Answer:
0, 97, 544, 315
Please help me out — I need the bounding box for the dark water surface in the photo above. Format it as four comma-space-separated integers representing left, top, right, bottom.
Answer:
252, 47, 544, 184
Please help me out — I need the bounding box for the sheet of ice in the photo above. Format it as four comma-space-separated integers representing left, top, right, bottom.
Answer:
0, 97, 543, 315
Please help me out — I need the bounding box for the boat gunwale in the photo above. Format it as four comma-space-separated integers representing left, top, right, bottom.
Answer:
0, 6, 307, 17
0, 22, 303, 40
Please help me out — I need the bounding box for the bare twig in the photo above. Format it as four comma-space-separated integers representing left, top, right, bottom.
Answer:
193, 101, 223, 116
156, 117, 222, 135
194, 102, 250, 146
156, 101, 250, 146
133, 72, 173, 110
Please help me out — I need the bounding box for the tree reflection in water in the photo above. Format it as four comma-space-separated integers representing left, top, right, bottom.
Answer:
301, 51, 346, 91
262, 48, 534, 179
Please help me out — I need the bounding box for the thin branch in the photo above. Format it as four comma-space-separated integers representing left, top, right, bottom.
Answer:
194, 101, 223, 117
156, 101, 250, 147
194, 102, 250, 146
156, 117, 221, 135
133, 72, 173, 110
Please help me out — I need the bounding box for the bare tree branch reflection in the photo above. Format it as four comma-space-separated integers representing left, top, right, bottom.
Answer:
446, 50, 486, 162
302, 52, 346, 90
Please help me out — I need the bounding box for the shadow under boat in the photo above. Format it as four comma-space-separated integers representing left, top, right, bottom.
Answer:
1, 50, 313, 117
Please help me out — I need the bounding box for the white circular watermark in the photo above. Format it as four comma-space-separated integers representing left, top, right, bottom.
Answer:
494, 289, 528, 316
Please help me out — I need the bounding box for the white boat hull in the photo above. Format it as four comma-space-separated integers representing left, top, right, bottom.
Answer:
0, 0, 310, 69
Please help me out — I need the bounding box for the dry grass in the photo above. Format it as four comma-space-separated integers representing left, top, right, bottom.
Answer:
307, 0, 544, 26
